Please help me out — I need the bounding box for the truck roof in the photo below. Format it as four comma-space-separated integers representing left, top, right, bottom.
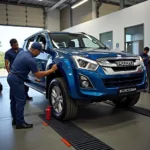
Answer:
24, 30, 69, 41
24, 30, 85, 41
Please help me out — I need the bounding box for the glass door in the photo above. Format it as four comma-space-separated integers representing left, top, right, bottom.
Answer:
125, 24, 144, 55
100, 31, 113, 49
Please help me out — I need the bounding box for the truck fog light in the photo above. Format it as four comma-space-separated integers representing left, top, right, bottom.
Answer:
80, 75, 87, 80
79, 74, 93, 88
81, 81, 89, 88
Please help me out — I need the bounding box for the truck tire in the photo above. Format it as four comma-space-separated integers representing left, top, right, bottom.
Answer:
48, 77, 78, 121
112, 92, 140, 108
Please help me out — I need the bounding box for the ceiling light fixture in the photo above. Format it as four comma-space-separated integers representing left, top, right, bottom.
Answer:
71, 0, 88, 9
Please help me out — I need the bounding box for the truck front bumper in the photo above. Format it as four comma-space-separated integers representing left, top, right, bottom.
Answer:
70, 68, 147, 101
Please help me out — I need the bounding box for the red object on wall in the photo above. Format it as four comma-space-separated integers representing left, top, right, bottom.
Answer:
46, 106, 52, 120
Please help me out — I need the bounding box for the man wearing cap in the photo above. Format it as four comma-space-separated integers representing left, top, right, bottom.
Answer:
7, 42, 57, 129
5, 38, 32, 100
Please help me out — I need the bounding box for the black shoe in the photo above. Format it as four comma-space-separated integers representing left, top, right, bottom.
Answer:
16, 122, 33, 129
12, 119, 16, 125
26, 96, 33, 100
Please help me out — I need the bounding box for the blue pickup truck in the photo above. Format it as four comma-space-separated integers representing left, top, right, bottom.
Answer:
23, 30, 147, 120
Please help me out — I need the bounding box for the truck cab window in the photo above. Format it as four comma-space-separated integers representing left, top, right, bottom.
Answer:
37, 35, 47, 50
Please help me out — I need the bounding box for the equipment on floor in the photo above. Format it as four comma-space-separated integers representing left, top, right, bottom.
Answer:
46, 106, 52, 120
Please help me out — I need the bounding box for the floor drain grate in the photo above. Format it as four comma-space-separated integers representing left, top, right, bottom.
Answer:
39, 114, 114, 150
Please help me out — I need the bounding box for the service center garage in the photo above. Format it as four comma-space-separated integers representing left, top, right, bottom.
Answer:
0, 0, 150, 150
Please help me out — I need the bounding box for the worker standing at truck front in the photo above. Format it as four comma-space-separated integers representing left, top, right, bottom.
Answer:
4, 39, 32, 100
140, 47, 150, 92
7, 42, 57, 129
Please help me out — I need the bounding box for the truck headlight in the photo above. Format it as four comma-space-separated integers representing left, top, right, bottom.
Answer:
72, 56, 99, 71
139, 56, 145, 69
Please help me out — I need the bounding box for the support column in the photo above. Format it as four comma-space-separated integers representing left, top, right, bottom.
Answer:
69, 4, 73, 27
120, 0, 124, 9
92, 0, 96, 19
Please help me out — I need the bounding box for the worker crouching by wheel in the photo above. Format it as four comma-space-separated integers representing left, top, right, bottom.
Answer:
7, 42, 57, 129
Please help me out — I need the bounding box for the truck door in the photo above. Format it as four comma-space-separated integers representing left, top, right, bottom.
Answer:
23, 35, 36, 80
34, 33, 51, 84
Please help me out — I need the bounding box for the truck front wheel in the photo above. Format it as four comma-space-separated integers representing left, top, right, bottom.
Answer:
112, 92, 140, 107
48, 77, 78, 121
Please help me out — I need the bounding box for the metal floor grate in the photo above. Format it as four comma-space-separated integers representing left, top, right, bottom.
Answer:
39, 114, 114, 150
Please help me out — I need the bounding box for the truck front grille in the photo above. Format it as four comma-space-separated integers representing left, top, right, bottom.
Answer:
97, 56, 141, 75
102, 73, 144, 88
112, 66, 137, 72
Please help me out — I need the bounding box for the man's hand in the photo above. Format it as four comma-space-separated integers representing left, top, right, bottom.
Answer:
51, 64, 58, 72
34, 64, 58, 78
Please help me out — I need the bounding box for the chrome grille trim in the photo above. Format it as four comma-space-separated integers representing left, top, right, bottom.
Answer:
102, 65, 143, 75
96, 57, 143, 75
96, 56, 140, 61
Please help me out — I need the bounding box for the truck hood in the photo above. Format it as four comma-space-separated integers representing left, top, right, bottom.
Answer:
60, 48, 138, 60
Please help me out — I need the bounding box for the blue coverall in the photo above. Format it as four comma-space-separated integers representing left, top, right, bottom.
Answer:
7, 51, 38, 125
5, 48, 23, 69
5, 48, 31, 100
140, 52, 150, 91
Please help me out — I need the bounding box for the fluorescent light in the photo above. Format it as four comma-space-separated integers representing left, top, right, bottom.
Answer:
71, 0, 88, 9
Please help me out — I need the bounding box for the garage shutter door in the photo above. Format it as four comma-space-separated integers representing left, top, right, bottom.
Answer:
27, 7, 44, 27
0, 4, 44, 28
0, 4, 7, 25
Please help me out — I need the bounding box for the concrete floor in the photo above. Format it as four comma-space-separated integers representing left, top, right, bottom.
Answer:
0, 77, 150, 150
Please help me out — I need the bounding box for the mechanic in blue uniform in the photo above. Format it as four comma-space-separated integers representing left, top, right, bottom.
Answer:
5, 39, 32, 100
140, 47, 150, 92
7, 42, 57, 129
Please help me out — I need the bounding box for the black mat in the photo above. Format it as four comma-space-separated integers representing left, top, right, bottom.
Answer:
104, 101, 150, 117
39, 114, 115, 150
129, 106, 150, 117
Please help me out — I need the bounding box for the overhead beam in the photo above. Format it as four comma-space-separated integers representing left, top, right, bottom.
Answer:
0, 1, 42, 8
47, 0, 68, 12
18, 0, 22, 4
102, 0, 131, 7
25, 0, 29, 4
47, 0, 60, 3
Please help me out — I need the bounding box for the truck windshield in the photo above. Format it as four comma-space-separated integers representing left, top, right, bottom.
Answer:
49, 33, 107, 49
